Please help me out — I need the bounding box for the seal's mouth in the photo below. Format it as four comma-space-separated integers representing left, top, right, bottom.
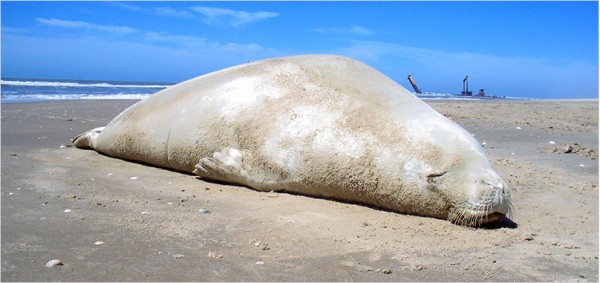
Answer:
448, 202, 513, 227
480, 212, 505, 225
448, 210, 506, 227
448, 209, 505, 227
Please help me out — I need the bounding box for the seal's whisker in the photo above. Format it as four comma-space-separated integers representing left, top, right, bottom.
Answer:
506, 200, 515, 219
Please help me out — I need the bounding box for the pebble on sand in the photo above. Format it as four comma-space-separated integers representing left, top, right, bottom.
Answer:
45, 259, 63, 267
377, 268, 392, 274
94, 241, 105, 246
207, 251, 223, 259
64, 209, 72, 213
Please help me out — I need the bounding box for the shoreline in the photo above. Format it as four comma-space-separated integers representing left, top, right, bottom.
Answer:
2, 97, 597, 105
2, 99, 598, 281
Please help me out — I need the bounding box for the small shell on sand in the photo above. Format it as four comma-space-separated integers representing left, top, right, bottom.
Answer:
130, 176, 138, 180
64, 209, 72, 213
46, 259, 63, 267
94, 241, 105, 246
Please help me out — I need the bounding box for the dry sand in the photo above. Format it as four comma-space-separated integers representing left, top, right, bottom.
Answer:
1, 99, 598, 281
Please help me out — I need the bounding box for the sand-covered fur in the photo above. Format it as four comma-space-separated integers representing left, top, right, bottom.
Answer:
74, 55, 510, 226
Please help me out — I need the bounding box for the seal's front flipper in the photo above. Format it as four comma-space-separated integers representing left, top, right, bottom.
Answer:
193, 148, 258, 189
73, 127, 105, 149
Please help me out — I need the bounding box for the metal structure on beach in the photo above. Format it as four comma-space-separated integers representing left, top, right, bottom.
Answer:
407, 75, 422, 94
461, 76, 473, 96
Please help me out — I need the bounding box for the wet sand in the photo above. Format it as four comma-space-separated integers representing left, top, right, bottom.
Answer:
1, 99, 598, 281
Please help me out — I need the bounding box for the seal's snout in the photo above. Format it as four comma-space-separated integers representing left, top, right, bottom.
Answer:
446, 169, 513, 227
481, 180, 510, 210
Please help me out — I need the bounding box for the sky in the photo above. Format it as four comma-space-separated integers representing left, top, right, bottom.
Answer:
1, 1, 598, 99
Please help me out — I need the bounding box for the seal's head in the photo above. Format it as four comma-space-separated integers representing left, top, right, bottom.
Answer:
428, 164, 512, 227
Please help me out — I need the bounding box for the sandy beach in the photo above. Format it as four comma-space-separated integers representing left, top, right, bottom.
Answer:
1, 99, 598, 281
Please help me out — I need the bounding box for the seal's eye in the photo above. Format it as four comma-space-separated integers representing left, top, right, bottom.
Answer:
426, 172, 446, 184
482, 180, 494, 187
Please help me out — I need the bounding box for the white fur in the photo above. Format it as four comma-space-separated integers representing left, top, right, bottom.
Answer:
73, 55, 511, 226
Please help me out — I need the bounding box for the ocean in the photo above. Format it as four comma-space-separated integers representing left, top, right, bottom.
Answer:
0, 78, 511, 103
1, 78, 172, 103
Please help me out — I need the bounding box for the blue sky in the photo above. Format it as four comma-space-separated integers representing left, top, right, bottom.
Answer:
2, 1, 598, 99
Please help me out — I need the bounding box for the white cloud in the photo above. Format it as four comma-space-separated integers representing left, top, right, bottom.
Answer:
112, 3, 194, 19
112, 3, 146, 12
34, 16, 273, 56
190, 6, 279, 28
314, 25, 375, 36
2, 27, 26, 33
36, 18, 88, 28
349, 26, 374, 36
154, 7, 194, 18
145, 32, 209, 47
36, 18, 137, 34
144, 31, 271, 55
114, 4, 277, 25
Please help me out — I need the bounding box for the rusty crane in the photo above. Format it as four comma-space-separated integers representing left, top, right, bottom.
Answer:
407, 75, 422, 94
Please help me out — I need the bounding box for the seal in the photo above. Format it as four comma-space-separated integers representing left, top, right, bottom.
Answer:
74, 54, 512, 227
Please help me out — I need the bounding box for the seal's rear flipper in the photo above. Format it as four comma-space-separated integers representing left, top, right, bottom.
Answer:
73, 127, 105, 149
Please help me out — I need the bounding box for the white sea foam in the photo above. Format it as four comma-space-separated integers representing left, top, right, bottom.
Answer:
1, 93, 152, 102
1, 79, 171, 88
